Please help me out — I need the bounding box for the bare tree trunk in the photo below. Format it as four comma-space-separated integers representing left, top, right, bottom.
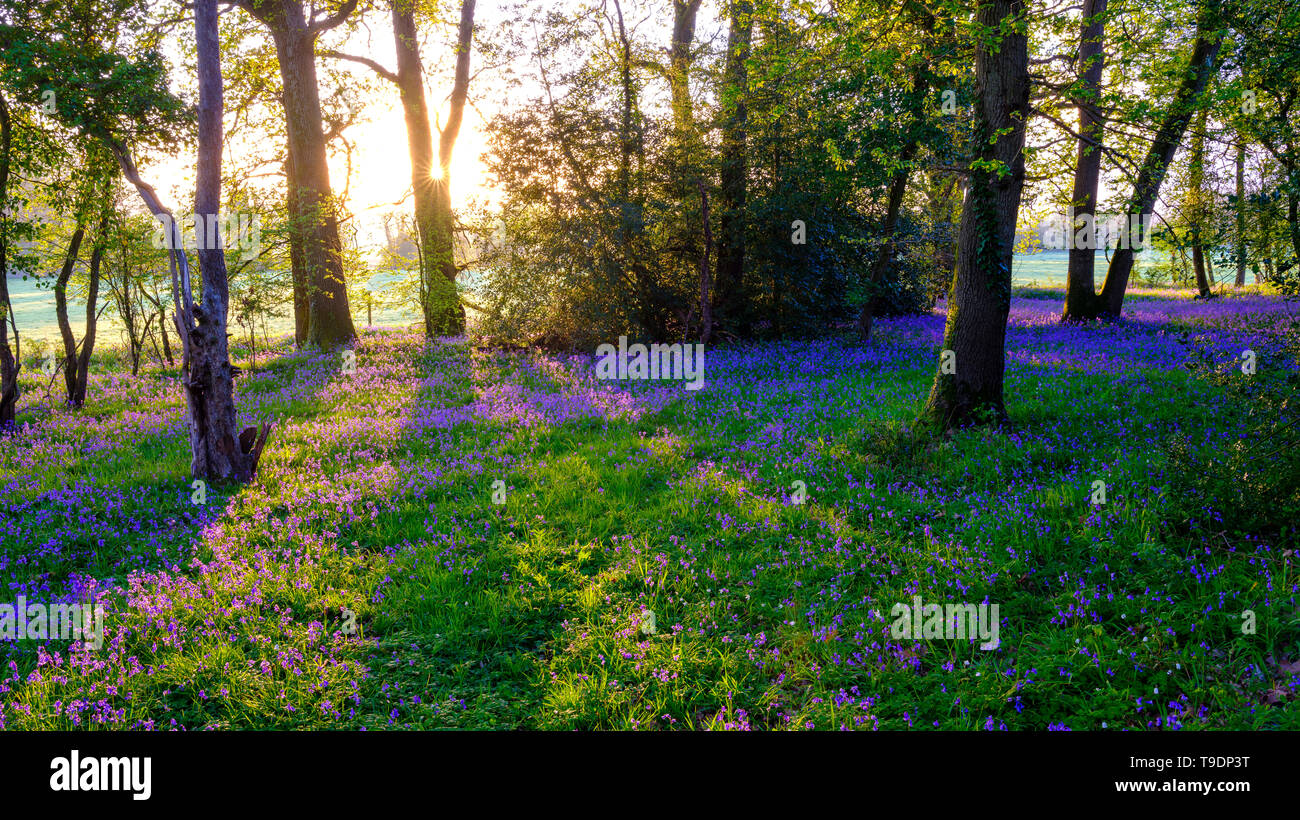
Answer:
1235, 137, 1247, 287
54, 225, 87, 404
177, 0, 272, 482
1062, 0, 1109, 321
0, 91, 18, 430
712, 0, 753, 341
1098, 0, 1223, 316
923, 0, 1030, 429
69, 210, 108, 407
1189, 106, 1212, 298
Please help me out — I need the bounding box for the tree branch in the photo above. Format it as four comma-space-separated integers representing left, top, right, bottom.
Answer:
317, 48, 398, 83
307, 0, 360, 36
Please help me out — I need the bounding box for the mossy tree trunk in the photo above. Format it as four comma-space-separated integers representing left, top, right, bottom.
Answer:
922, 0, 1030, 430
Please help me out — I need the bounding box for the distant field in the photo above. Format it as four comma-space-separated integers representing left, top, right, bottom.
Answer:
1012, 249, 1166, 287
7, 252, 1169, 346
5, 270, 423, 346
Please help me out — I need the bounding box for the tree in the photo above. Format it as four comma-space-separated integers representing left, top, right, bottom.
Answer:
412, 0, 474, 336
1060, 0, 1110, 321
53, 204, 111, 407
0, 0, 190, 423
857, 2, 937, 342
1234, 136, 1246, 287
1186, 104, 1213, 298
1227, 0, 1300, 278
0, 0, 271, 480
234, 0, 358, 349
711, 0, 753, 341
186, 0, 271, 481
1096, 0, 1223, 316
103, 210, 176, 373
0, 91, 17, 429
51, 150, 116, 407
325, 0, 477, 337
922, 0, 1031, 429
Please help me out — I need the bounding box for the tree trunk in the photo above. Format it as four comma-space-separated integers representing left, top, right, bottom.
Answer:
712, 0, 753, 341
1061, 0, 1109, 321
927, 172, 960, 305
698, 179, 712, 344
669, 0, 703, 135
1189, 106, 1212, 298
1192, 243, 1211, 295
70, 211, 108, 407
1289, 188, 1300, 267
857, 147, 917, 342
665, 0, 705, 319
284, 150, 309, 347
391, 0, 438, 336
0, 91, 18, 430
1098, 0, 1223, 316
435, 1, 474, 336
923, 0, 1030, 429
610, 0, 658, 340
146, 310, 163, 370
54, 225, 87, 404
1235, 138, 1247, 287
183, 0, 271, 482
243, 0, 357, 349
393, 0, 473, 337
159, 301, 174, 365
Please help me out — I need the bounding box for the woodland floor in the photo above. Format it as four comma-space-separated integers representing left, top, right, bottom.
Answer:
2, 286, 1299, 729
